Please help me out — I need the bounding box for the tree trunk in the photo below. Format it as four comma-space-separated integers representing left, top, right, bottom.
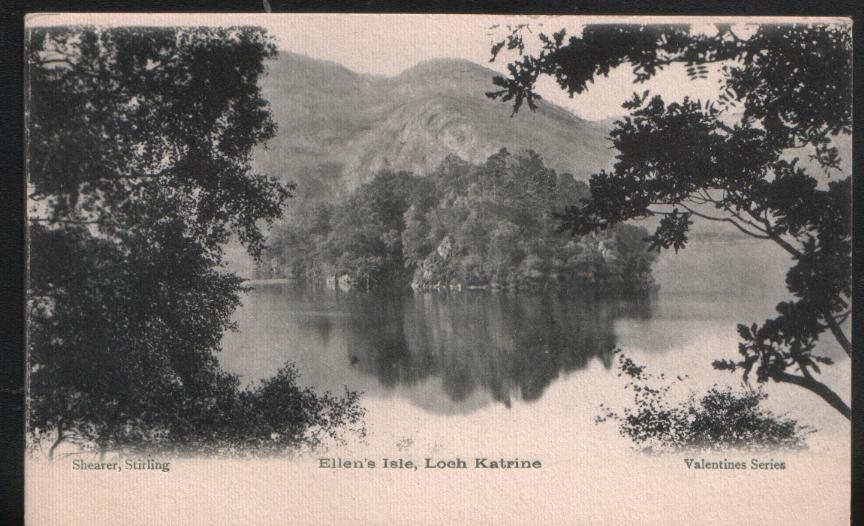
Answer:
822, 309, 852, 357
773, 371, 851, 420
49, 425, 64, 461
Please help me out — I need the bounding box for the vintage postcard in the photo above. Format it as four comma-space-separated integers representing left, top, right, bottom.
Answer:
24, 13, 852, 525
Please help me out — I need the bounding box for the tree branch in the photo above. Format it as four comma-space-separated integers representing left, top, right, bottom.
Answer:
772, 371, 850, 420
30, 57, 75, 67
677, 203, 771, 239
29, 217, 106, 226
743, 208, 806, 260
733, 205, 850, 355
78, 165, 178, 186
822, 312, 852, 357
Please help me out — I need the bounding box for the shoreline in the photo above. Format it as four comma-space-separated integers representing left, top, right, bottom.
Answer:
241, 278, 296, 286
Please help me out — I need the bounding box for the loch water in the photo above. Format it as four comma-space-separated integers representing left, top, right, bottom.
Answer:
220, 238, 850, 451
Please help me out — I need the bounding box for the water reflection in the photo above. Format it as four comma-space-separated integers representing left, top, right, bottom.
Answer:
223, 283, 652, 411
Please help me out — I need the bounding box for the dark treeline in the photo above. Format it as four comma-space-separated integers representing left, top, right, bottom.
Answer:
27, 27, 365, 458
267, 149, 657, 294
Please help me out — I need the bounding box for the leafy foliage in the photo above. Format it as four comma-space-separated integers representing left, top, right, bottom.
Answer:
28, 26, 291, 256
598, 354, 813, 453
490, 23, 851, 418
326, 170, 435, 289
27, 26, 363, 457
407, 150, 656, 292
267, 150, 657, 293
169, 363, 366, 457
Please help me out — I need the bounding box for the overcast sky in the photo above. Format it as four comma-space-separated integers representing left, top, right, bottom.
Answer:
27, 14, 847, 120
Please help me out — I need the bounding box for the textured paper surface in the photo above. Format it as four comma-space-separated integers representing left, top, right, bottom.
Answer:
25, 14, 851, 525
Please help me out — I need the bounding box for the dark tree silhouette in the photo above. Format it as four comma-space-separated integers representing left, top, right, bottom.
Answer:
488, 23, 851, 419
27, 26, 363, 457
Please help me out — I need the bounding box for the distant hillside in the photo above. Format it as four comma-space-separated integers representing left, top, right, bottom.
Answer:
253, 53, 613, 204
224, 52, 851, 276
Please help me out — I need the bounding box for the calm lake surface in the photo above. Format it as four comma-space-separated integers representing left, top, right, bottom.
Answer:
220, 238, 850, 452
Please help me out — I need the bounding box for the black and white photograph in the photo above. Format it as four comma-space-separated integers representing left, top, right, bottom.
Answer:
22, 13, 852, 525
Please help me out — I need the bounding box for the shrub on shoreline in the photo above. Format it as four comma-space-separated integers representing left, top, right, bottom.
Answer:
597, 354, 813, 453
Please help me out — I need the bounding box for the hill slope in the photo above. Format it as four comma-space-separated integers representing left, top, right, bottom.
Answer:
226, 52, 851, 277
253, 53, 613, 203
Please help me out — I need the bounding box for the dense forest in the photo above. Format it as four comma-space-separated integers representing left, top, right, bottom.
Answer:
265, 149, 657, 294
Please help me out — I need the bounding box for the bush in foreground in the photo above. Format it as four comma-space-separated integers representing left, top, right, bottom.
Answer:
31, 361, 366, 459
597, 354, 813, 453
